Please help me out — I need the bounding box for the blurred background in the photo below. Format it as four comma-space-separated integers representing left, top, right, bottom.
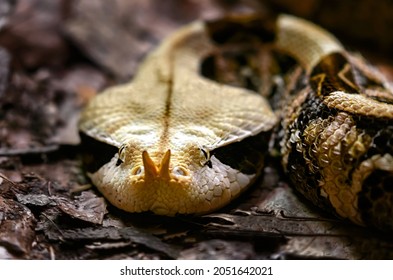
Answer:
1, 0, 393, 80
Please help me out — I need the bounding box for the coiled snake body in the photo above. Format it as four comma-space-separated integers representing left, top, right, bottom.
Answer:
79, 15, 393, 231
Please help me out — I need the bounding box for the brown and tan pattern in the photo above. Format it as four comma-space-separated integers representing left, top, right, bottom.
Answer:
278, 16, 393, 231
79, 15, 393, 231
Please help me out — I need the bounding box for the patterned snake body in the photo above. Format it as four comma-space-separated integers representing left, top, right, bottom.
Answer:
79, 15, 393, 230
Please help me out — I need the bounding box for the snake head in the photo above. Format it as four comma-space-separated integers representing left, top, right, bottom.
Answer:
85, 140, 260, 216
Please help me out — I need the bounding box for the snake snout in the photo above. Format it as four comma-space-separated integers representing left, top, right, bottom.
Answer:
142, 149, 172, 180
141, 149, 190, 181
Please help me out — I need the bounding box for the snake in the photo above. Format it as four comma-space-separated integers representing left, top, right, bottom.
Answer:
79, 14, 393, 231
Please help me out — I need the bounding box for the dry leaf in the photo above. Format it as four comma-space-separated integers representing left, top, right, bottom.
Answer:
0, 196, 36, 257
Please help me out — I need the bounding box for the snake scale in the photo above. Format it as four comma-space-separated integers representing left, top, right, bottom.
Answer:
79, 14, 393, 231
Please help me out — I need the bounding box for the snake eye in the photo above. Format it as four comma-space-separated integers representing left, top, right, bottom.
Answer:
201, 148, 208, 158
116, 145, 126, 166
200, 148, 212, 168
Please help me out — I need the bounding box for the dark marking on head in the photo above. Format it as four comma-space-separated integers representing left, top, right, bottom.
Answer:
79, 132, 118, 173
212, 131, 271, 175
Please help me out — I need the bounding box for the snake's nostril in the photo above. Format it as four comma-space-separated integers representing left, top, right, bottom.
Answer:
131, 166, 144, 176
173, 166, 188, 177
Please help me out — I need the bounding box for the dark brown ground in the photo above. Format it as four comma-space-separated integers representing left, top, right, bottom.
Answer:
1, 0, 393, 260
